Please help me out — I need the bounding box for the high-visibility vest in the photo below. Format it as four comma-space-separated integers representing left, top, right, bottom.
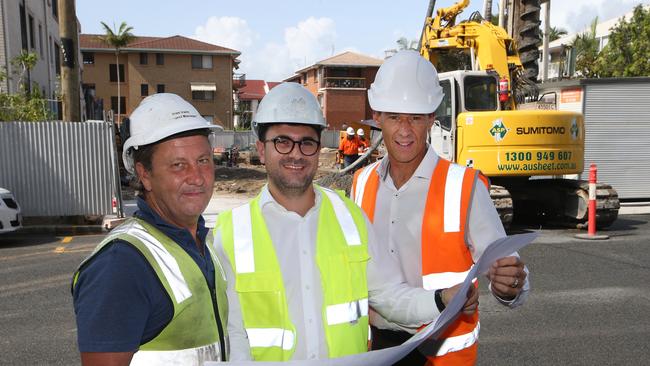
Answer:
72, 218, 229, 365
217, 186, 370, 361
352, 158, 489, 362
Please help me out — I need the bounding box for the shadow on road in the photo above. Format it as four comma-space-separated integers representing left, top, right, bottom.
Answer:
0, 232, 60, 248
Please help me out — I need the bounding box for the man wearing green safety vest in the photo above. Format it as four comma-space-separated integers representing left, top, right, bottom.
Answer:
213, 83, 479, 362
72, 93, 230, 365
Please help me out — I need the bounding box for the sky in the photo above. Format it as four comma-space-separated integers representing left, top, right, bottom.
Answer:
77, 0, 650, 81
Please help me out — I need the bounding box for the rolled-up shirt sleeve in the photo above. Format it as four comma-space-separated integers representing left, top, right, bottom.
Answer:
366, 215, 440, 329
467, 181, 530, 308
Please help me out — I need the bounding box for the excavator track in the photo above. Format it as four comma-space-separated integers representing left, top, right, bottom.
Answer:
490, 185, 514, 229
495, 179, 620, 229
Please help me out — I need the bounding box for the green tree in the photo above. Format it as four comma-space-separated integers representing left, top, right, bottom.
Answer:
99, 21, 134, 123
547, 26, 568, 42
11, 51, 38, 91
571, 17, 600, 78
0, 52, 53, 121
595, 5, 650, 77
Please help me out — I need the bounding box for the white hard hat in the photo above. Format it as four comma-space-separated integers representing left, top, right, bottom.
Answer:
356, 128, 364, 136
122, 93, 222, 173
346, 127, 355, 136
252, 82, 326, 137
368, 50, 443, 114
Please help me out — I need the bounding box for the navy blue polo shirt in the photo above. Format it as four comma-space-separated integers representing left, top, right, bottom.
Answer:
73, 197, 215, 352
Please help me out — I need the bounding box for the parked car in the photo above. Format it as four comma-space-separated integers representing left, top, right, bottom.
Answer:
0, 187, 22, 233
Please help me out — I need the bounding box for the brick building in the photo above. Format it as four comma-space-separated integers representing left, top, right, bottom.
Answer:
285, 51, 383, 131
79, 34, 240, 128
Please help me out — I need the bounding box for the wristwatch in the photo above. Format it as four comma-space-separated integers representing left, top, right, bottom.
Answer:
435, 289, 446, 312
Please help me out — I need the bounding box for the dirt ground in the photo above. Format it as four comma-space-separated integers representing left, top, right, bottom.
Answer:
213, 148, 354, 197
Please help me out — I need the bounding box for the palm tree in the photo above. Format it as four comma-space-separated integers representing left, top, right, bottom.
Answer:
547, 26, 568, 41
99, 22, 134, 123
396, 37, 419, 51
571, 17, 599, 78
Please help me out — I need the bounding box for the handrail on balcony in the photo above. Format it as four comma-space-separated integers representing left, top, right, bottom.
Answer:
323, 77, 365, 89
233, 73, 247, 88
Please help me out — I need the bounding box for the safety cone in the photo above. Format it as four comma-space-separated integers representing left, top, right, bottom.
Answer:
575, 164, 609, 240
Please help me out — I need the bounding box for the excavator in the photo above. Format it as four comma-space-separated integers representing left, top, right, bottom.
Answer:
418, 0, 619, 227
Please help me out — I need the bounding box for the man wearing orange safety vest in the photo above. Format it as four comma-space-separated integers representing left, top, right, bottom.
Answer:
352, 50, 530, 365
338, 127, 360, 169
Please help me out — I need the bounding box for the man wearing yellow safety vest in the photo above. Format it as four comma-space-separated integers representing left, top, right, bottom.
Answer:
72, 93, 230, 365
352, 50, 530, 365
213, 82, 479, 361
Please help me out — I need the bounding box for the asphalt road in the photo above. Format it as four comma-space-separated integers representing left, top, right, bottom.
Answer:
1, 215, 649, 365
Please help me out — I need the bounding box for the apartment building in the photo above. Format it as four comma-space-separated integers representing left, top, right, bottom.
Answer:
1, 0, 61, 106
285, 51, 383, 131
79, 34, 240, 129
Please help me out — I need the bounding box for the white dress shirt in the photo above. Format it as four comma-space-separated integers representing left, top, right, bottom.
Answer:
369, 146, 530, 333
213, 185, 440, 361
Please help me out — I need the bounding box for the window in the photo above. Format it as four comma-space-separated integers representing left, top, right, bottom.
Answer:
139, 53, 148, 65
435, 80, 453, 130
54, 41, 60, 76
463, 76, 497, 112
109, 64, 125, 82
52, 0, 58, 19
140, 84, 149, 97
156, 53, 164, 65
192, 55, 212, 69
28, 15, 35, 49
111, 96, 126, 114
156, 84, 165, 93
192, 91, 214, 101
19, 5, 28, 50
38, 24, 44, 56
49, 36, 53, 65
82, 52, 94, 65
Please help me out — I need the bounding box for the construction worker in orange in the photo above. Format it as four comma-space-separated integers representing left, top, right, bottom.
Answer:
356, 128, 370, 167
338, 126, 361, 170
352, 50, 530, 365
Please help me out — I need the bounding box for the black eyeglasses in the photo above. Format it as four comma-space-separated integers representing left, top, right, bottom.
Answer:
263, 136, 320, 156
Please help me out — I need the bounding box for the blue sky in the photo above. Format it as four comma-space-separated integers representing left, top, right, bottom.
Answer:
77, 0, 649, 81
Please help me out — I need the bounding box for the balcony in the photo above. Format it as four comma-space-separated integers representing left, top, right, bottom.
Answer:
323, 77, 365, 89
233, 73, 246, 89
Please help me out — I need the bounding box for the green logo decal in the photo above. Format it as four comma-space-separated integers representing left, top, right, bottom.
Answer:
570, 118, 579, 140
489, 118, 509, 142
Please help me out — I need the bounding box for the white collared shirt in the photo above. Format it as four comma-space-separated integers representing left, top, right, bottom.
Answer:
213, 185, 440, 360
369, 146, 530, 332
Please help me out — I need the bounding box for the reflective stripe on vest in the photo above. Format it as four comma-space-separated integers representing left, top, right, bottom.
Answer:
130, 342, 221, 366
353, 161, 381, 208
326, 298, 369, 325
443, 164, 466, 233
231, 204, 255, 273
422, 269, 472, 291
247, 328, 295, 351
435, 322, 480, 356
106, 221, 192, 303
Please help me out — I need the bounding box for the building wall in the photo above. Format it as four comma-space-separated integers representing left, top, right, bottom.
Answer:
322, 89, 368, 131
1, 0, 60, 99
82, 51, 234, 128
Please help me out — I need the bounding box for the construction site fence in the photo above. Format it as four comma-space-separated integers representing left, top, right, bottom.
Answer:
0, 120, 116, 217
